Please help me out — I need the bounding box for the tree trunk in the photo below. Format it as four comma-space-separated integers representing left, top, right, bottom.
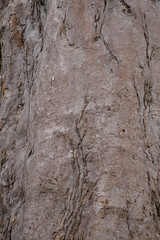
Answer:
0, 0, 160, 239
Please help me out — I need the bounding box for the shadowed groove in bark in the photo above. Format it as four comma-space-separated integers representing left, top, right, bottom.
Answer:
132, 76, 141, 108
119, 0, 132, 14
140, 11, 152, 110
130, 11, 160, 237
101, 37, 119, 63
103, 0, 107, 12
147, 171, 160, 234
126, 201, 134, 240
59, 12, 75, 47
137, 11, 160, 236
0, 0, 9, 9
31, 0, 47, 51
94, 0, 119, 63
140, 12, 154, 165
53, 97, 92, 240
142, 13, 150, 69
19, 2, 48, 238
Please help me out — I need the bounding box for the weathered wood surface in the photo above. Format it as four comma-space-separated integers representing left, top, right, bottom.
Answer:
0, 0, 160, 239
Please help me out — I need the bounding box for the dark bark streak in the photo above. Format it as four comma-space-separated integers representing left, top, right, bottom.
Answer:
59, 11, 75, 47
19, 2, 47, 238
140, 12, 152, 109
119, 0, 133, 15
101, 36, 119, 63
79, 96, 89, 124
53, 97, 91, 240
126, 202, 134, 240
147, 171, 160, 234
95, 1, 119, 64
133, 78, 141, 108
142, 14, 150, 69
103, 0, 107, 13
139, 11, 160, 235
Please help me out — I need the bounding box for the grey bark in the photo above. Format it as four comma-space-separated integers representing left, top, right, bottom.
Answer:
0, 0, 160, 239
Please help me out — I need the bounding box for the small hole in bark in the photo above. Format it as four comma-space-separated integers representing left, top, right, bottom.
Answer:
28, 149, 33, 157
94, 36, 99, 41
122, 129, 125, 132
122, 8, 131, 14
0, 0, 9, 9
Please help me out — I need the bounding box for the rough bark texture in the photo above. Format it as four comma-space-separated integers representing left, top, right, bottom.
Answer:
0, 0, 160, 239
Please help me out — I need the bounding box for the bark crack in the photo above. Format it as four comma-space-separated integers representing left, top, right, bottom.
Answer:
141, 13, 150, 69
53, 97, 92, 240
94, 1, 119, 64
101, 36, 119, 63
126, 201, 134, 240
59, 14, 75, 47
140, 12, 152, 109
138, 11, 160, 235
119, 0, 134, 15
133, 77, 141, 108
103, 0, 107, 13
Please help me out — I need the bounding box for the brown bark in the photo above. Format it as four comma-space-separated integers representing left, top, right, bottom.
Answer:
0, 0, 160, 239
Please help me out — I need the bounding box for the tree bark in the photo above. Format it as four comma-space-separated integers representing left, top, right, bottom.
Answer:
0, 0, 160, 239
